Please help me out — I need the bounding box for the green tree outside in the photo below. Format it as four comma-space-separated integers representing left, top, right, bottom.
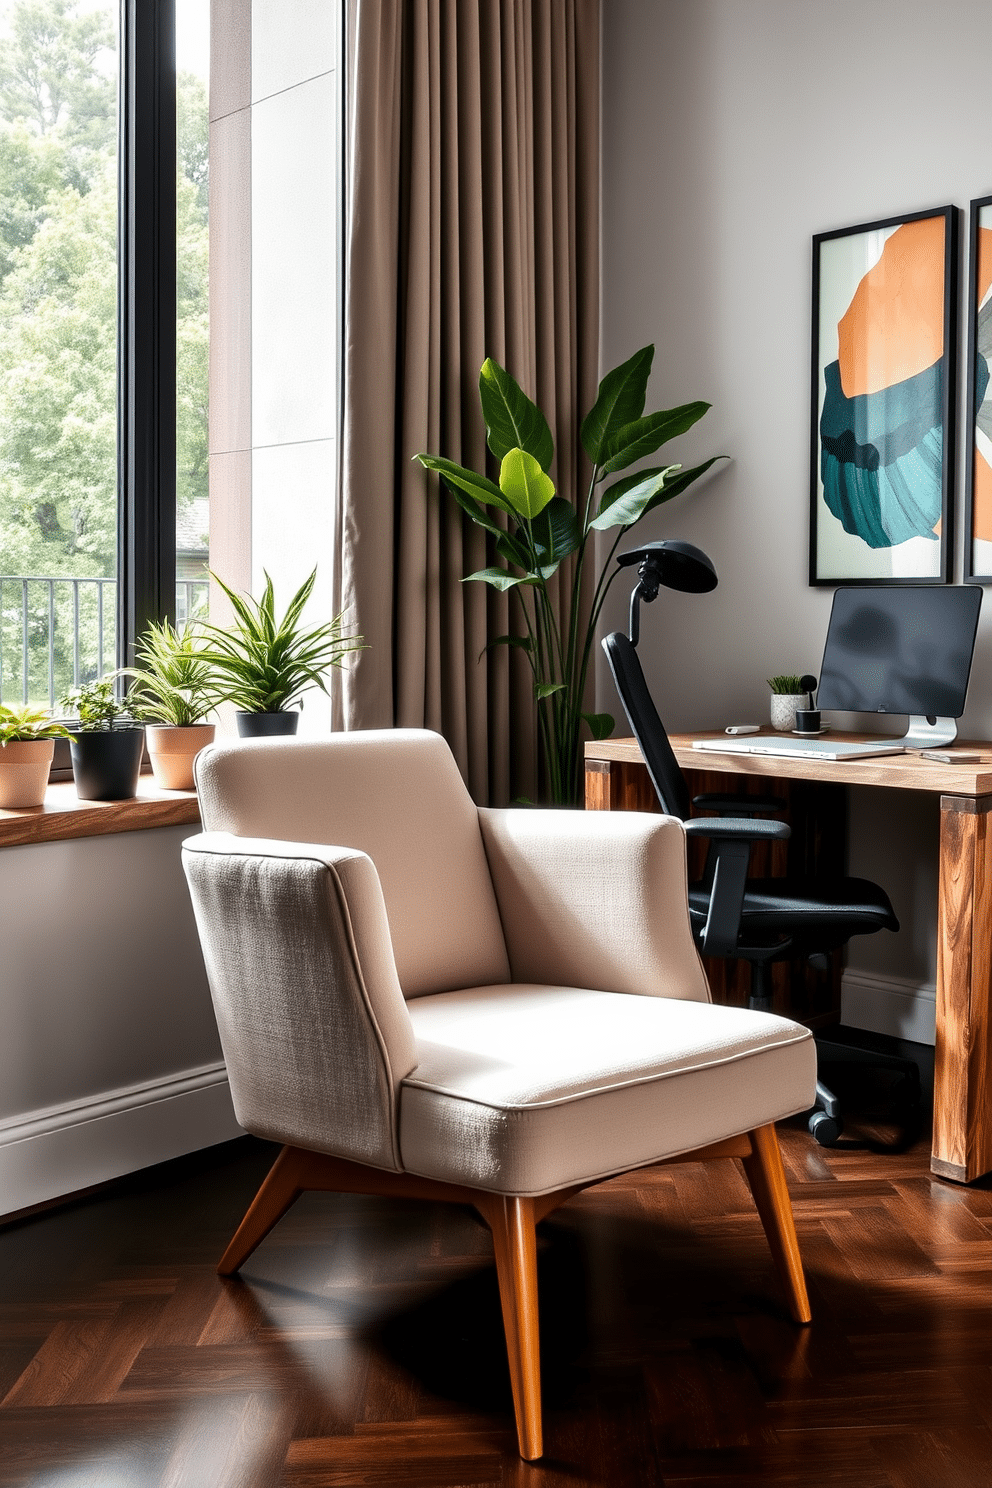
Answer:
0, 0, 208, 702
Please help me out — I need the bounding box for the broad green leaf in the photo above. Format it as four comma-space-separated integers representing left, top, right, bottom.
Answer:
534, 681, 566, 699
580, 345, 654, 463
600, 401, 711, 475
581, 711, 615, 741
479, 359, 554, 470
496, 529, 531, 570
639, 456, 728, 517
531, 496, 581, 567
499, 448, 556, 520
463, 567, 537, 592
416, 453, 516, 518
479, 634, 532, 661
589, 465, 681, 530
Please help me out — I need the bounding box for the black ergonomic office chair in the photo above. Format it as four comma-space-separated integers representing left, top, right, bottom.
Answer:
603, 541, 919, 1146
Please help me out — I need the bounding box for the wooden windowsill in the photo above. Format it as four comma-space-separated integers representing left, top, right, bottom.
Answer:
0, 780, 201, 848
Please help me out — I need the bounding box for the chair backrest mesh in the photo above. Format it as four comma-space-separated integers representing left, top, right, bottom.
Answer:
602, 632, 692, 820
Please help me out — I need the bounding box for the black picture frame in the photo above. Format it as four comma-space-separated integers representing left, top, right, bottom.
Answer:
809, 205, 958, 586
964, 193, 992, 583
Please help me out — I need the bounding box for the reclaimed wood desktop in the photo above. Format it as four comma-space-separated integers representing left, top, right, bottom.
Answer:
585, 731, 992, 1184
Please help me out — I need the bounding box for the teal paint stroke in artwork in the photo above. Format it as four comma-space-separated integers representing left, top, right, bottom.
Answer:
820, 359, 942, 549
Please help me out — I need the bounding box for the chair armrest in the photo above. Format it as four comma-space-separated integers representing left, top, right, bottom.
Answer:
181, 832, 418, 1170
684, 817, 790, 843
683, 818, 788, 958
478, 808, 710, 1003
692, 792, 786, 815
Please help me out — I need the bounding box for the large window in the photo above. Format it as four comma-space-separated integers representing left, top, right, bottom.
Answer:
0, 0, 207, 706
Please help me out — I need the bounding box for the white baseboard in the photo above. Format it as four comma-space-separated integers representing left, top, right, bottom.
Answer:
0, 1063, 244, 1218
841, 969, 936, 1046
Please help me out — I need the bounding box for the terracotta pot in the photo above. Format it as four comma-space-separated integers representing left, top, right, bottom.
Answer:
145, 723, 216, 790
0, 738, 56, 809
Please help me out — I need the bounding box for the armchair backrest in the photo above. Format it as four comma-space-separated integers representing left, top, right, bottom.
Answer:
193, 729, 511, 997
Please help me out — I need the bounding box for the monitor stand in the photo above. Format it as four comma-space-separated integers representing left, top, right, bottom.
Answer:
901, 715, 958, 750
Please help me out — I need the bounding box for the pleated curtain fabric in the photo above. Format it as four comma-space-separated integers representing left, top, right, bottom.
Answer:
335, 0, 600, 806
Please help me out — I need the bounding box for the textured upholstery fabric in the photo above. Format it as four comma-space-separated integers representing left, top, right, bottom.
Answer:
400, 986, 816, 1194
193, 730, 511, 997
479, 808, 710, 1002
183, 835, 418, 1170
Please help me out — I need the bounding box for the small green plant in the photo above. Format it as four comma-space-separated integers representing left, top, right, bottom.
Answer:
123, 619, 219, 726
0, 703, 71, 746
60, 678, 139, 731
767, 674, 806, 695
200, 568, 364, 714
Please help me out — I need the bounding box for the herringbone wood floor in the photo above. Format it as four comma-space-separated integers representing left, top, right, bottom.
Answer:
3, 1091, 992, 1487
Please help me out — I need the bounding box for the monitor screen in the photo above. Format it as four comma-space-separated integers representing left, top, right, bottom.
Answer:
817, 586, 983, 719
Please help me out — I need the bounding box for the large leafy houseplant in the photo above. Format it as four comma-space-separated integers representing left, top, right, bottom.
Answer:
200, 568, 363, 732
416, 345, 725, 803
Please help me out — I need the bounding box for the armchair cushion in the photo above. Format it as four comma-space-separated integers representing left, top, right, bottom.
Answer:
479, 808, 711, 1002
399, 985, 815, 1194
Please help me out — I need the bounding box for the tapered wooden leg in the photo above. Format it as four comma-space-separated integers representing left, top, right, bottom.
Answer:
478, 1195, 543, 1461
217, 1145, 306, 1276
740, 1123, 811, 1324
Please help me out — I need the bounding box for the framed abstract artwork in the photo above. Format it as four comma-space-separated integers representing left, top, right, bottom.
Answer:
964, 194, 992, 582
809, 206, 958, 585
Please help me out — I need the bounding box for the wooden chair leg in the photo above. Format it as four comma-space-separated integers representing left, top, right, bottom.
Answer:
478, 1195, 543, 1461
217, 1145, 306, 1276
740, 1123, 811, 1324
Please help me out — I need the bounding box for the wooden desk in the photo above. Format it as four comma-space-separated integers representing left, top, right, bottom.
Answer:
585, 731, 992, 1184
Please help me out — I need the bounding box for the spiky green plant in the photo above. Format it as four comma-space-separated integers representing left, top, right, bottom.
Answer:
123, 619, 219, 726
200, 568, 363, 714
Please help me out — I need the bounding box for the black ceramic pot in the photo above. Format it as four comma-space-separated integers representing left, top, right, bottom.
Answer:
235, 710, 300, 738
69, 727, 145, 800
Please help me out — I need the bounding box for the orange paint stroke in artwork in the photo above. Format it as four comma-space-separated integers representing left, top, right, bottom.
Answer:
978, 226, 992, 308
974, 447, 992, 544
838, 218, 945, 399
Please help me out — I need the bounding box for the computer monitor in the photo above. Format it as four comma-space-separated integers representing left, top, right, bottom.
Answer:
817, 585, 983, 748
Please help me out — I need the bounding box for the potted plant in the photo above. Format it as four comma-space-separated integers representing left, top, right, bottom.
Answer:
200, 567, 363, 737
415, 345, 726, 804
0, 704, 71, 809
60, 678, 145, 800
123, 619, 219, 789
767, 674, 812, 732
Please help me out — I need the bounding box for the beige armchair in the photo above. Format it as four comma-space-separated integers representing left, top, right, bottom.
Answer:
182, 729, 816, 1460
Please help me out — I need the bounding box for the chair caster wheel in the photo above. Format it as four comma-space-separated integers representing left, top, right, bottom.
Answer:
809, 1110, 843, 1146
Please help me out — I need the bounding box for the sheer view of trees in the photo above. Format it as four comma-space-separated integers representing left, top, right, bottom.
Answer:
0, 0, 208, 701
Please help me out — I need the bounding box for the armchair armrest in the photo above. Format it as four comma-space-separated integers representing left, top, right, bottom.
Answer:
478, 808, 710, 1003
182, 832, 418, 1170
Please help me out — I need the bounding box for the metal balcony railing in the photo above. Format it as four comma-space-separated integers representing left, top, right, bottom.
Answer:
0, 576, 210, 708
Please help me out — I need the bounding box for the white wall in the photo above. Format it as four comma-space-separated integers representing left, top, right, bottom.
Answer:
599, 0, 991, 1026
0, 827, 241, 1216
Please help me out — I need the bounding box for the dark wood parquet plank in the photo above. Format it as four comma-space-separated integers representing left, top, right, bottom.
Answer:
5, 1116, 992, 1485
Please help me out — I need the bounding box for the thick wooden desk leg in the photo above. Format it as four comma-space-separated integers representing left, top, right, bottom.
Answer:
933, 795, 992, 1183
585, 757, 615, 810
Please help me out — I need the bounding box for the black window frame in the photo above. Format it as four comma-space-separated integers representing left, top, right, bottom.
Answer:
118, 0, 176, 667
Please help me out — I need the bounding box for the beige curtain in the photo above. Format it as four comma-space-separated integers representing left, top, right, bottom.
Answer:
335, 0, 600, 805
